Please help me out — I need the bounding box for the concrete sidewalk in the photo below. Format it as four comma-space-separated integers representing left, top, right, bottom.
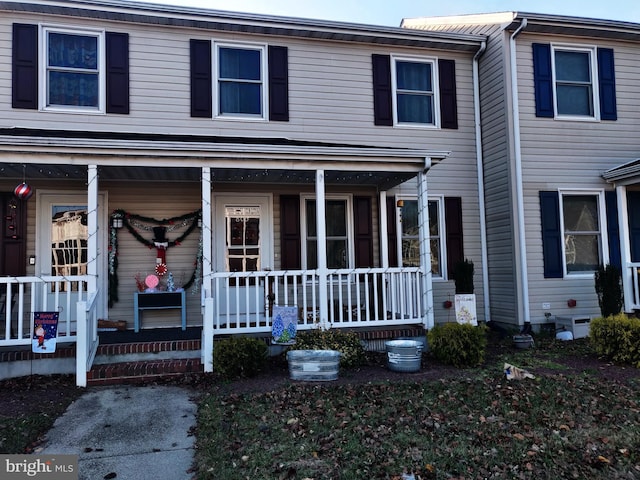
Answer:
37, 385, 197, 480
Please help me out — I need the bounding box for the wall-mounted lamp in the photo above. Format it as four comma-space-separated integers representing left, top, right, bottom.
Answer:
112, 217, 123, 229
197, 217, 202, 228
396, 199, 404, 208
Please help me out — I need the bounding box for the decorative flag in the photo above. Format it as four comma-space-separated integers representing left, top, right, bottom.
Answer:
32, 312, 59, 353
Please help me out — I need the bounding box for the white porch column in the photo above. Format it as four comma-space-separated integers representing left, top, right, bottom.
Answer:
617, 185, 633, 312
86, 165, 98, 292
316, 170, 329, 327
417, 166, 434, 329
379, 191, 389, 269
202, 167, 214, 372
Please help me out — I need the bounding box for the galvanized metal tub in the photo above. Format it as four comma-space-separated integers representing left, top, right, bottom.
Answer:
287, 349, 341, 381
385, 340, 423, 373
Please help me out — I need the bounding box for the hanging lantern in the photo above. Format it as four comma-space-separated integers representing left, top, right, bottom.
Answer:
14, 182, 33, 200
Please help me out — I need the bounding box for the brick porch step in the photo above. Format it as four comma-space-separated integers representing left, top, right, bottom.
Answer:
87, 357, 203, 386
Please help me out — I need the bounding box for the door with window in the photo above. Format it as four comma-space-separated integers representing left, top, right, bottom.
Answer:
214, 195, 272, 315
37, 193, 108, 331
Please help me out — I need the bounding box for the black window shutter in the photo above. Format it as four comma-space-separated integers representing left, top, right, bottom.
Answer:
190, 39, 212, 118
386, 197, 398, 267
105, 32, 129, 114
539, 191, 563, 278
354, 196, 374, 268
280, 195, 301, 270
372, 54, 393, 126
268, 46, 289, 122
605, 191, 621, 270
438, 59, 458, 129
532, 43, 554, 118
598, 48, 617, 121
12, 23, 38, 110
445, 197, 464, 279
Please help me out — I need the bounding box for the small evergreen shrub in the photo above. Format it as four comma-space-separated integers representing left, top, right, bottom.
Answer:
214, 336, 268, 379
292, 328, 366, 368
427, 322, 487, 367
590, 314, 640, 367
594, 264, 623, 318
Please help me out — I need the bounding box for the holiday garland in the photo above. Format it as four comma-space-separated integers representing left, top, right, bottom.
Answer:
108, 209, 202, 307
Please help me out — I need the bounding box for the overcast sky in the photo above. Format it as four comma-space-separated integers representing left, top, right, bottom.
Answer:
141, 0, 640, 26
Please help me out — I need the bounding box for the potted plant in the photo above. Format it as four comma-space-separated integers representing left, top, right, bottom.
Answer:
286, 325, 366, 381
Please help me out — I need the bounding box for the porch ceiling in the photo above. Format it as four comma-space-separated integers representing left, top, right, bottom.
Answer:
0, 163, 416, 190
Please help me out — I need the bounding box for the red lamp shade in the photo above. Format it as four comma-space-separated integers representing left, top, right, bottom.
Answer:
14, 182, 33, 200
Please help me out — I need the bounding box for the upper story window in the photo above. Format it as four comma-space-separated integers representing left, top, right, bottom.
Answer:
552, 46, 597, 119
392, 57, 438, 127
42, 27, 105, 112
533, 43, 617, 121
214, 43, 267, 119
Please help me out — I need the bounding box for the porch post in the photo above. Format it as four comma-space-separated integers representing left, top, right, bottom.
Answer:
417, 165, 434, 329
86, 165, 98, 292
617, 186, 633, 312
202, 167, 214, 372
316, 170, 329, 328
379, 191, 389, 268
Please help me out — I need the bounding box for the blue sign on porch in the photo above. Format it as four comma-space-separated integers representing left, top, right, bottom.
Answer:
32, 312, 59, 353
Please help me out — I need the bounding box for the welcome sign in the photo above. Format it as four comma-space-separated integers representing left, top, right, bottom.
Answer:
32, 312, 60, 353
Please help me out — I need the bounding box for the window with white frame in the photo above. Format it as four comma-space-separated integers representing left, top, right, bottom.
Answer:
215, 43, 266, 119
552, 45, 598, 118
42, 27, 104, 111
393, 56, 437, 126
303, 198, 352, 269
560, 192, 605, 274
400, 198, 443, 277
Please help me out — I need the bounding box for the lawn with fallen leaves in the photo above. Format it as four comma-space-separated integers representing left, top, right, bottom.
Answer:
194, 337, 640, 479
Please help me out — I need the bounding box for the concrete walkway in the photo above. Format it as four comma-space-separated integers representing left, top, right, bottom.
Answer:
38, 385, 197, 480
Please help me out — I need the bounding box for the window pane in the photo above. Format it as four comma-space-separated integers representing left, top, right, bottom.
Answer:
219, 48, 261, 81
48, 33, 97, 70
555, 51, 590, 82
48, 71, 99, 107
401, 201, 419, 236
219, 82, 262, 115
51, 207, 87, 277
307, 240, 317, 269
563, 195, 598, 231
396, 61, 432, 91
397, 94, 434, 124
428, 201, 439, 236
565, 234, 600, 272
430, 239, 441, 276
556, 85, 593, 116
306, 201, 317, 237
327, 240, 347, 269
326, 201, 346, 236
402, 239, 420, 267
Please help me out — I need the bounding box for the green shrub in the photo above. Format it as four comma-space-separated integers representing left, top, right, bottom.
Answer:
292, 328, 366, 369
427, 323, 487, 367
590, 314, 640, 367
214, 336, 268, 379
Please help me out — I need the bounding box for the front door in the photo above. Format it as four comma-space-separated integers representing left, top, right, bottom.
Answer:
214, 194, 272, 315
37, 192, 108, 333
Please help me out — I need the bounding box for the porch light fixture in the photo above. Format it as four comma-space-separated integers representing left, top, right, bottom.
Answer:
112, 217, 123, 229
396, 199, 404, 207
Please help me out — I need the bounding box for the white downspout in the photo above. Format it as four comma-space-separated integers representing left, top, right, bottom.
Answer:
510, 18, 530, 325
472, 40, 490, 323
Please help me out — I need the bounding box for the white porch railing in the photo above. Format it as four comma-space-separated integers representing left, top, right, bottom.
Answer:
201, 267, 427, 372
0, 275, 89, 346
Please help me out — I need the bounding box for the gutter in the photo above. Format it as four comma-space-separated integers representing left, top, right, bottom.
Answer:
472, 40, 491, 323
509, 18, 530, 325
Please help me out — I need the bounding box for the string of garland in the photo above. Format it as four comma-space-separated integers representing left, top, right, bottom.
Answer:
108, 209, 202, 307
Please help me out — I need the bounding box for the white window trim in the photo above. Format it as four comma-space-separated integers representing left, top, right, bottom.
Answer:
391, 55, 440, 129
39, 24, 106, 114
300, 194, 354, 270
551, 43, 600, 122
397, 195, 446, 279
558, 189, 608, 278
213, 41, 268, 122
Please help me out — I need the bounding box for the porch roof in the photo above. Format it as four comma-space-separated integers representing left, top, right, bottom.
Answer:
0, 128, 449, 190
603, 158, 640, 186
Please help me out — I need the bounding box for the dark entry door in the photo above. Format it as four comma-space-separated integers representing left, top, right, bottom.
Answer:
0, 193, 27, 276
627, 191, 640, 262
